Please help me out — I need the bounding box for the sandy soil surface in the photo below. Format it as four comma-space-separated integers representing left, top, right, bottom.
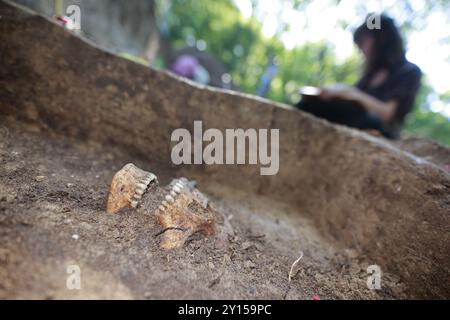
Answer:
0, 118, 407, 299
394, 136, 450, 170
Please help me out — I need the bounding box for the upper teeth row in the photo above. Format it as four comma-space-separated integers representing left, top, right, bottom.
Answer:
156, 179, 187, 213
131, 173, 157, 208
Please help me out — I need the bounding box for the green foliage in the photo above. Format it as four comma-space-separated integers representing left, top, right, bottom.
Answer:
156, 0, 450, 145
404, 84, 450, 145
159, 0, 362, 102
161, 0, 265, 89
266, 43, 361, 103
404, 109, 450, 146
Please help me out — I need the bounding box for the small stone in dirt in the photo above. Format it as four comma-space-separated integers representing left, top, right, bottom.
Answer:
35, 175, 45, 182
80, 222, 92, 230
208, 277, 220, 288
5, 194, 15, 203
344, 248, 358, 259
244, 260, 255, 269
66, 183, 74, 187
241, 241, 255, 250
72, 234, 79, 240
208, 262, 215, 269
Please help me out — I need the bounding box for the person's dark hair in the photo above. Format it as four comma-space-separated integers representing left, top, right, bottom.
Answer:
353, 14, 406, 75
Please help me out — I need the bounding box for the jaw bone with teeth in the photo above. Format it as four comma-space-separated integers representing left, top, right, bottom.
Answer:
106, 163, 229, 249
106, 163, 157, 214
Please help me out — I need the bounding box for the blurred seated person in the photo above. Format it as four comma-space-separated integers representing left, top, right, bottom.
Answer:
296, 14, 422, 139
170, 54, 211, 85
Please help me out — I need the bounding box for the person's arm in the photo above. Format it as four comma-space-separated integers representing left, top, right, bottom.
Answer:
320, 84, 398, 123
348, 88, 398, 123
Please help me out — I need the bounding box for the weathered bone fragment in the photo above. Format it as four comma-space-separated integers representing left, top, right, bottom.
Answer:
106, 163, 230, 249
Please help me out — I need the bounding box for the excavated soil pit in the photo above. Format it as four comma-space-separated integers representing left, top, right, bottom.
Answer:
0, 118, 408, 299
0, 1, 449, 299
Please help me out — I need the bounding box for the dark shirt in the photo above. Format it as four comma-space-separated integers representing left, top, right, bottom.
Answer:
356, 61, 422, 138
